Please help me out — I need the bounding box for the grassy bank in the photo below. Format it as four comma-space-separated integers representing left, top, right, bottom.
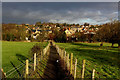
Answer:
56, 42, 120, 79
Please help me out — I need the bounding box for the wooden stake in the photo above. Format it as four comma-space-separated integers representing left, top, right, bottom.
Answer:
92, 69, 95, 80
61, 49, 63, 58
34, 53, 36, 71
26, 59, 29, 77
63, 50, 66, 69
59, 49, 61, 57
0, 68, 6, 78
67, 54, 70, 70
58, 47, 59, 53
70, 53, 73, 75
61, 49, 64, 59
74, 59, 77, 80
82, 59, 85, 80
64, 51, 66, 62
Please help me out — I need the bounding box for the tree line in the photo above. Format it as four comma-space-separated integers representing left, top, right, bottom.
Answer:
2, 20, 120, 48
94, 20, 120, 48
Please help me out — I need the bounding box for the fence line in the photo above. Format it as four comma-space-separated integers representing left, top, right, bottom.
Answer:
52, 40, 96, 79
1, 41, 51, 79
1, 41, 96, 79
25, 41, 50, 78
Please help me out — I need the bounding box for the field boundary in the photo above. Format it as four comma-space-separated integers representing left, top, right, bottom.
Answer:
1, 40, 96, 79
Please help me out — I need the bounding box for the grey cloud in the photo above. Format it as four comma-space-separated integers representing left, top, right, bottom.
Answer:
2, 2, 118, 24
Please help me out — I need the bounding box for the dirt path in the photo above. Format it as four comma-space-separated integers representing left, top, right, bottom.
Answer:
42, 42, 73, 80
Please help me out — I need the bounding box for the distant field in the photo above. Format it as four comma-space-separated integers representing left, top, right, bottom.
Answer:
56, 42, 120, 79
2, 41, 48, 72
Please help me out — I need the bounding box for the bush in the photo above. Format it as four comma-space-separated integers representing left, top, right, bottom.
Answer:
29, 43, 42, 57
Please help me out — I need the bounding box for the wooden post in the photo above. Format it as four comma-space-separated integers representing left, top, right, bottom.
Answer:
57, 46, 59, 53
59, 49, 61, 56
61, 49, 63, 59
58, 47, 59, 54
92, 69, 95, 80
63, 50, 66, 69
67, 54, 70, 70
82, 59, 85, 80
63, 49, 64, 59
26, 59, 29, 78
0, 68, 6, 79
62, 48, 65, 60
4, 73, 6, 78
34, 53, 36, 71
45, 48, 46, 55
74, 59, 77, 80
61, 49, 62, 58
64, 51, 66, 62
58, 47, 60, 55
70, 53, 73, 75
0, 68, 3, 78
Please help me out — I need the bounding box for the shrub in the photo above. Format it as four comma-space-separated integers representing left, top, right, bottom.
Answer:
29, 43, 42, 57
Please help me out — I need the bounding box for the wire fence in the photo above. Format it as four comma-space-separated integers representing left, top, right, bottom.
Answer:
1, 41, 51, 79
52, 40, 96, 80
1, 40, 97, 79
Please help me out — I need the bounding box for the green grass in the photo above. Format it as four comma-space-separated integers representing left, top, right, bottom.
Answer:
56, 42, 120, 79
2, 41, 48, 73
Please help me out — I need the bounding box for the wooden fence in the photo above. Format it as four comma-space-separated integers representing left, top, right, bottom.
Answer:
25, 41, 51, 78
52, 40, 96, 80
1, 41, 96, 79
1, 41, 51, 79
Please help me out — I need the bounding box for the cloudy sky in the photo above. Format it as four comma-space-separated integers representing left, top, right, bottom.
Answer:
2, 2, 118, 25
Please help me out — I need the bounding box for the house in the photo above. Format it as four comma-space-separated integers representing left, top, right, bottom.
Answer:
65, 28, 75, 37
65, 29, 71, 36
84, 30, 96, 35
71, 27, 83, 32
45, 30, 52, 34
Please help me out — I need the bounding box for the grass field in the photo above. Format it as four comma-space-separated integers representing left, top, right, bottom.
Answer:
56, 42, 120, 79
2, 41, 48, 73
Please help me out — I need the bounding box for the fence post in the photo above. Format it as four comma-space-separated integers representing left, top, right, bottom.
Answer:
61, 49, 63, 59
92, 69, 95, 80
34, 53, 36, 71
70, 53, 73, 75
58, 47, 60, 54
25, 59, 29, 78
60, 49, 62, 58
64, 51, 66, 62
82, 59, 85, 80
59, 49, 61, 57
45, 48, 46, 55
0, 68, 6, 79
63, 50, 66, 69
67, 54, 70, 70
74, 59, 77, 80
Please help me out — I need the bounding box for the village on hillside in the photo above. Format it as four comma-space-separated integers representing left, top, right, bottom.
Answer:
2, 22, 101, 42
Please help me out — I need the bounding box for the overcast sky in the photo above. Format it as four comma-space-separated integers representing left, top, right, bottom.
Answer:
2, 2, 118, 25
